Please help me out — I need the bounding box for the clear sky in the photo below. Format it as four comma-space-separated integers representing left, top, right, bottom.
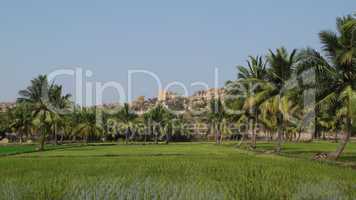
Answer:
0, 0, 354, 104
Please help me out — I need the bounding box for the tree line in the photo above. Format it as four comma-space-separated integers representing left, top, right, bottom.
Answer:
224, 15, 356, 159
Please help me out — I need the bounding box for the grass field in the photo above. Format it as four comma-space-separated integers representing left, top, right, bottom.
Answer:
254, 141, 356, 164
0, 144, 80, 156
0, 143, 356, 200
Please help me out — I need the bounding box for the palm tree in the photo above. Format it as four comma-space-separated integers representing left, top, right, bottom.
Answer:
343, 14, 356, 32
0, 112, 9, 140
17, 75, 54, 150
145, 104, 167, 144
254, 47, 298, 153
116, 103, 137, 144
170, 114, 190, 142
60, 106, 82, 143
236, 56, 267, 148
296, 15, 356, 159
17, 75, 72, 150
9, 103, 33, 143
48, 85, 71, 144
259, 101, 277, 141
143, 112, 153, 144
225, 80, 253, 146
132, 122, 145, 143
208, 98, 226, 144
162, 111, 176, 144
75, 107, 103, 143
61, 113, 74, 143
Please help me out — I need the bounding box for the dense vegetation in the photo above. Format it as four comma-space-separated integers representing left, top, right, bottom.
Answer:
224, 15, 356, 160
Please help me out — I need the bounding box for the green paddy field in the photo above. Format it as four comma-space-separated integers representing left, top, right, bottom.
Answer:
0, 142, 356, 200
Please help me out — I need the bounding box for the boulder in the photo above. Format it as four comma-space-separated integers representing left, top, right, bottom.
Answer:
313, 153, 328, 160
0, 138, 9, 144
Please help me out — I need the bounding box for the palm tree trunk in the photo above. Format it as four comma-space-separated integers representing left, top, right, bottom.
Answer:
165, 126, 170, 144
72, 135, 76, 142
266, 130, 271, 142
154, 126, 159, 144
276, 129, 283, 153
216, 130, 220, 144
54, 123, 58, 145
247, 118, 254, 147
313, 108, 319, 140
39, 133, 45, 151
125, 127, 130, 144
165, 133, 170, 144
144, 128, 147, 144
60, 133, 64, 144
334, 130, 339, 143
328, 90, 353, 160
216, 123, 222, 144
155, 131, 158, 144
275, 114, 283, 153
296, 129, 302, 142
116, 131, 120, 144
19, 131, 23, 144
213, 123, 219, 144
328, 117, 351, 160
251, 117, 257, 149
150, 126, 153, 144
334, 123, 340, 143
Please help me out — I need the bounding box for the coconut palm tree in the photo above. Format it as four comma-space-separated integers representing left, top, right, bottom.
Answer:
9, 103, 33, 143
61, 113, 74, 143
225, 80, 253, 146
59, 106, 82, 143
132, 121, 145, 142
17, 75, 54, 150
253, 47, 298, 153
170, 114, 190, 141
75, 107, 103, 143
116, 103, 137, 144
0, 112, 9, 140
162, 111, 176, 144
296, 15, 356, 159
48, 85, 71, 144
237, 56, 268, 80
236, 56, 267, 148
145, 104, 167, 144
259, 101, 277, 141
143, 112, 153, 144
343, 14, 356, 32
208, 98, 227, 144
17, 75, 72, 150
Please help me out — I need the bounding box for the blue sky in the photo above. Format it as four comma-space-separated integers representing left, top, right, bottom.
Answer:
0, 0, 354, 104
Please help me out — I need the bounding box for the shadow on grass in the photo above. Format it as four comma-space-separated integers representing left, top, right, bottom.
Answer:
0, 144, 84, 157
16, 153, 189, 158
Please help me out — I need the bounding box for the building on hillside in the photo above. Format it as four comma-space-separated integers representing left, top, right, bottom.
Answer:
0, 102, 16, 112
130, 96, 158, 114
191, 88, 225, 101
188, 88, 225, 111
157, 90, 177, 101
125, 88, 225, 114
